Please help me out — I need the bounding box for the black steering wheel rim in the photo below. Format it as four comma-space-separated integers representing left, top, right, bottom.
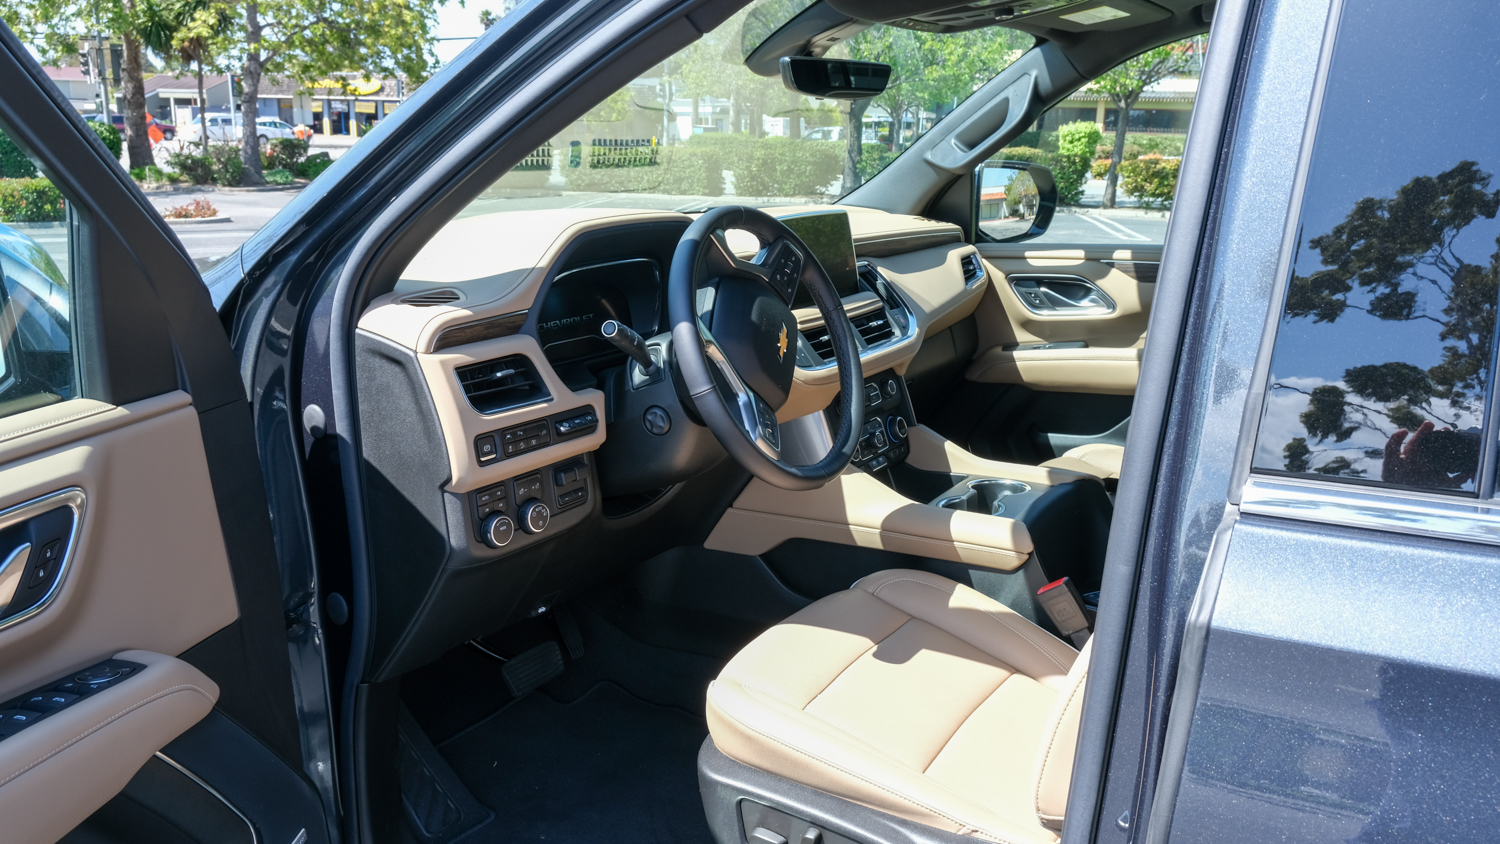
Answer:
669, 206, 863, 490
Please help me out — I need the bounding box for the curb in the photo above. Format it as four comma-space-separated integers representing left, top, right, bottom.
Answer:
1058, 206, 1170, 219
163, 215, 233, 225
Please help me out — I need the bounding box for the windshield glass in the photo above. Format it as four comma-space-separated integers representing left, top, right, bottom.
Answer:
460, 0, 1031, 217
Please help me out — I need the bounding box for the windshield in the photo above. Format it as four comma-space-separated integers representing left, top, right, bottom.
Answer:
460, 0, 1031, 217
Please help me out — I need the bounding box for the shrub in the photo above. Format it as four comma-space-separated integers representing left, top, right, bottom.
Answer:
166, 150, 215, 185
733, 137, 841, 196
161, 198, 218, 219
1117, 154, 1180, 208
264, 167, 294, 185
1090, 158, 1112, 179
856, 143, 895, 183
267, 137, 309, 171
0, 178, 65, 222
88, 121, 122, 159
207, 144, 243, 186
1054, 121, 1102, 205
0, 134, 37, 178
564, 135, 840, 198
995, 146, 1050, 165
297, 152, 334, 180
1010, 130, 1041, 150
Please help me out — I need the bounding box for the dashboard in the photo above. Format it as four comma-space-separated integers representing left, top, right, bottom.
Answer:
353, 204, 987, 679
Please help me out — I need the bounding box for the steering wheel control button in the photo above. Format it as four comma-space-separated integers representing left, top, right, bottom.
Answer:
475, 434, 498, 463
520, 500, 550, 534
643, 406, 672, 436
888, 416, 908, 440
481, 514, 515, 548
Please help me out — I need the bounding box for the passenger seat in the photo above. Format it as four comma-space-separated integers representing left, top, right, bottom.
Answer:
1040, 443, 1123, 481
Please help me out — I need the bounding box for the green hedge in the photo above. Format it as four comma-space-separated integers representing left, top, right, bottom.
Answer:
1118, 156, 1180, 208
0, 178, 65, 222
995, 146, 1049, 164
856, 143, 895, 183
298, 152, 334, 181
1053, 121, 1101, 206
267, 138, 309, 172
563, 135, 842, 198
0, 134, 37, 179
89, 121, 122, 159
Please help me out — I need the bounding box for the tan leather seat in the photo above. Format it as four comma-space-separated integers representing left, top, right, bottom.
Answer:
1041, 443, 1124, 480
706, 569, 1089, 844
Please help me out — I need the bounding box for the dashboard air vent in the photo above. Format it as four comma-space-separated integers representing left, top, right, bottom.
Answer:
852, 311, 895, 347
960, 253, 985, 287
801, 326, 835, 363
857, 263, 882, 291
456, 355, 550, 414
399, 288, 463, 306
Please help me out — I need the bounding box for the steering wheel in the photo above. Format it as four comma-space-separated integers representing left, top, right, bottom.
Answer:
669, 206, 863, 490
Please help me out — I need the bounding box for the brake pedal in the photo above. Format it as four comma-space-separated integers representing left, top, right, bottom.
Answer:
501, 641, 565, 697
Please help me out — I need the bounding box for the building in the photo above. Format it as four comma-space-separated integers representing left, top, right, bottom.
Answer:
43, 66, 103, 114
257, 76, 408, 138
141, 73, 234, 126
1039, 77, 1198, 136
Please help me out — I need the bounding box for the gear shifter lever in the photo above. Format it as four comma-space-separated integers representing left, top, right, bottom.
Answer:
601, 320, 659, 375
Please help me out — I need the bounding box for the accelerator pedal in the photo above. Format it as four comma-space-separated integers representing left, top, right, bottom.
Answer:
502, 641, 565, 698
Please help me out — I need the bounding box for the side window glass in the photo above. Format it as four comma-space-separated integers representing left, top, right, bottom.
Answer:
1251, 0, 1500, 493
0, 127, 74, 420
982, 35, 1205, 246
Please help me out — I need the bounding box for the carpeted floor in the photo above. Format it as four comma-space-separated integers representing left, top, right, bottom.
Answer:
436, 681, 712, 843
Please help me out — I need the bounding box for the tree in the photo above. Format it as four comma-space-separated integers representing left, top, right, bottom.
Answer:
1270, 161, 1500, 486
1091, 40, 1196, 208
0, 0, 162, 168
140, 0, 230, 155
225, 0, 443, 185
479, 9, 498, 29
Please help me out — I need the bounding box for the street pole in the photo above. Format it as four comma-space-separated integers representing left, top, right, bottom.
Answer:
97, 37, 113, 123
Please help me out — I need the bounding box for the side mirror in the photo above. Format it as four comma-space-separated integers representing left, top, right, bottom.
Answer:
976, 160, 1056, 243
779, 57, 891, 100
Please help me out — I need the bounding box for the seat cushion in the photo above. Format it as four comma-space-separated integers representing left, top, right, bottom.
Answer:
706, 569, 1089, 844
1040, 444, 1124, 480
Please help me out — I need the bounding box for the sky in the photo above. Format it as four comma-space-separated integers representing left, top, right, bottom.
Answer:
433, 0, 512, 67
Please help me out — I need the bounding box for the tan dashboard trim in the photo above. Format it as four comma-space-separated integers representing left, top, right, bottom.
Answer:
705, 468, 1033, 571
413, 332, 607, 494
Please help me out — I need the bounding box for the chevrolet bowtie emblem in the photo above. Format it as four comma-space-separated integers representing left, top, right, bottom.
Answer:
776, 324, 789, 362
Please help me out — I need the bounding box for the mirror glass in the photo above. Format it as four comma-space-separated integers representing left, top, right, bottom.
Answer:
779, 57, 892, 100
977, 160, 1057, 242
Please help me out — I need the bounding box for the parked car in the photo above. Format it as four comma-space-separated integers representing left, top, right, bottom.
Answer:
254, 117, 297, 143
83, 112, 175, 143
0, 0, 1494, 843
175, 112, 239, 145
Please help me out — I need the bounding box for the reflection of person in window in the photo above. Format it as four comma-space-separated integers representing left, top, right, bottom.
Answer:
1382, 420, 1480, 488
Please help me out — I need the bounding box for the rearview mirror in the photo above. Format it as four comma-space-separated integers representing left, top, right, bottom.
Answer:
779, 57, 891, 100
976, 160, 1056, 243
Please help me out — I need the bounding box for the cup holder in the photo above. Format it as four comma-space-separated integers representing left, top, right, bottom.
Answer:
936, 479, 1032, 516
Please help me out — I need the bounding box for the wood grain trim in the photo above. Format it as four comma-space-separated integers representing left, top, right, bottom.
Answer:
429, 310, 529, 353
1101, 261, 1160, 284
854, 230, 964, 257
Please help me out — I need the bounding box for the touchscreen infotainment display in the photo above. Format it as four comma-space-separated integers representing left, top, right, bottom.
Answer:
780, 210, 859, 306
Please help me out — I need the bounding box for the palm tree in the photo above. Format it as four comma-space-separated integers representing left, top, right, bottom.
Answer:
140, 0, 229, 154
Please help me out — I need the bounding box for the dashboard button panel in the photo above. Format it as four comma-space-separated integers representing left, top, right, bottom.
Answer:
843, 369, 914, 474
469, 455, 593, 546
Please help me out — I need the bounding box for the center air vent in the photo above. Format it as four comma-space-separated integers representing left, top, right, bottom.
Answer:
852, 311, 895, 347
400, 288, 463, 306
960, 253, 985, 287
456, 355, 550, 415
800, 325, 835, 362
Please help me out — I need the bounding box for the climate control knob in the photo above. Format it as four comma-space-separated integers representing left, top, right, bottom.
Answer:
887, 416, 908, 440
481, 513, 515, 548
520, 499, 550, 535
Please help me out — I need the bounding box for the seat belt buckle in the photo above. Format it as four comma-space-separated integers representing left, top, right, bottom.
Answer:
1037, 577, 1091, 648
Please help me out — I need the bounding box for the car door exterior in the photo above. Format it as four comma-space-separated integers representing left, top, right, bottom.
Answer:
0, 26, 328, 844
1073, 0, 1500, 842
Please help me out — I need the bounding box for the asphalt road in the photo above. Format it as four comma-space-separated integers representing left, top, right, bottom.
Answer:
146, 187, 1168, 273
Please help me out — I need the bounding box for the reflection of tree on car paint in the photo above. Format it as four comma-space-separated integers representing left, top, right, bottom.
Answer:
0, 223, 71, 411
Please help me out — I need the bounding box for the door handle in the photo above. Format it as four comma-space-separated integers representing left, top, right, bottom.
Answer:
0, 489, 83, 631
0, 542, 29, 614
1009, 275, 1117, 316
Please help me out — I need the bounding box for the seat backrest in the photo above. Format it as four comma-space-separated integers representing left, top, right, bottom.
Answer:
1031, 635, 1092, 831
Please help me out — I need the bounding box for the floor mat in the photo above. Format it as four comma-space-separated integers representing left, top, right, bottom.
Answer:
438, 682, 712, 844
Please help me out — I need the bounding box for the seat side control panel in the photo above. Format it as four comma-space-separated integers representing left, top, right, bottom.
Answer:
473, 405, 599, 465
0, 658, 145, 740
850, 370, 913, 473
471, 455, 593, 548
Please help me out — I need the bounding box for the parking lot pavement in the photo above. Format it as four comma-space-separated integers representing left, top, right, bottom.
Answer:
148, 187, 302, 271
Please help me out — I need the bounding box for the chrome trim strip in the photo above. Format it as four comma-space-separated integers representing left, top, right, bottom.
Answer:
0, 488, 84, 634
153, 752, 260, 844
1241, 475, 1500, 547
